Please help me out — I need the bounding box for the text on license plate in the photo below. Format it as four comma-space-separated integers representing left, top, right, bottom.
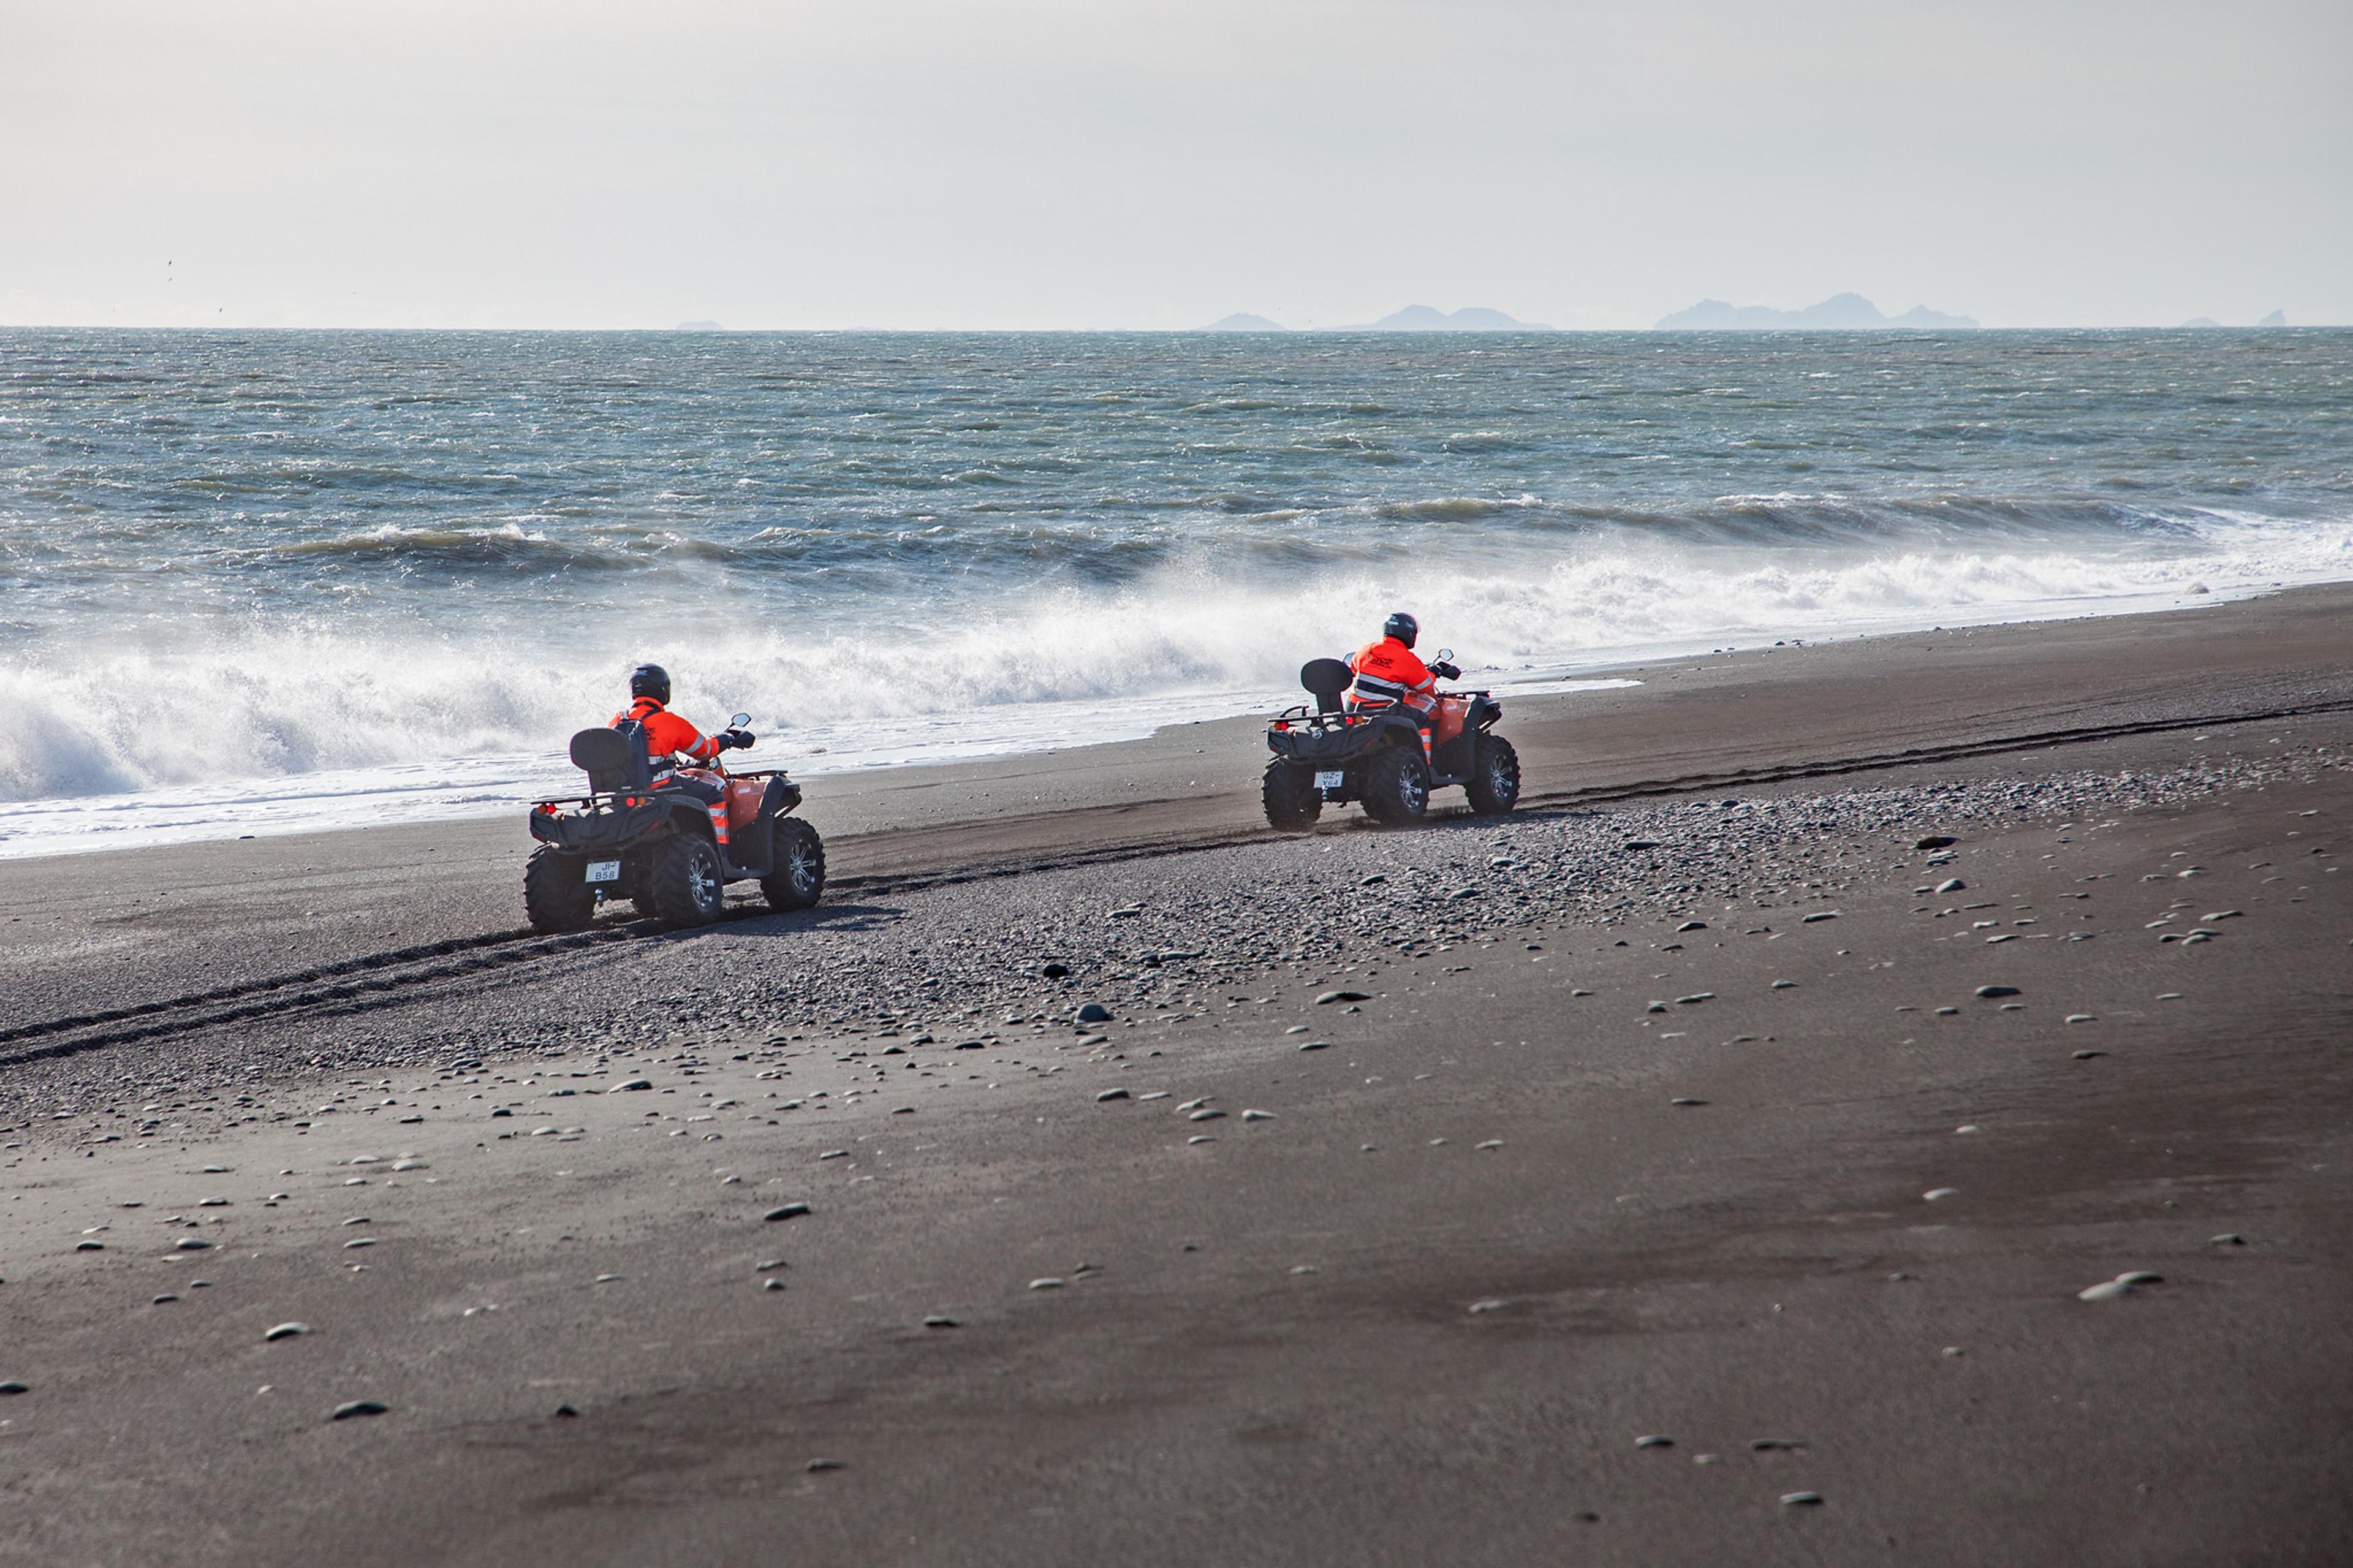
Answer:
586, 860, 621, 884
1314, 770, 1345, 790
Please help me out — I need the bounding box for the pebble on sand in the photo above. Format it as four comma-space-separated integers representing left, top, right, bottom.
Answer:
1298, 1040, 1330, 1051
1923, 1187, 1960, 1202
1635, 1435, 1674, 1449
1075, 1002, 1114, 1025
763, 1203, 812, 1222
806, 1458, 845, 1472
1095, 1089, 1131, 1102
176, 1238, 214, 1251
264, 1322, 311, 1341
1935, 878, 1966, 893
1468, 1299, 1509, 1314
2078, 1272, 2162, 1301
1189, 1108, 1227, 1122
1029, 1277, 1066, 1290
1670, 1097, 1708, 1107
1974, 985, 2021, 999
608, 1078, 653, 1093
2064, 1014, 2096, 1024
331, 1400, 387, 1420
1780, 1491, 1825, 1507
923, 1316, 960, 1328
1316, 990, 1371, 1004
1676, 921, 1708, 933
1241, 1108, 1276, 1121
1801, 911, 1838, 923
0, 1381, 26, 1395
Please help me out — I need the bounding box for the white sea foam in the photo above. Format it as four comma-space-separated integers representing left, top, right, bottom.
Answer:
2, 511, 2345, 857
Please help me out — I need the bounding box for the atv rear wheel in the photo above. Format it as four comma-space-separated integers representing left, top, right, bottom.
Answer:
1361, 744, 1431, 825
760, 819, 826, 912
1261, 760, 1322, 831
523, 847, 597, 933
1465, 734, 1521, 815
650, 835, 727, 926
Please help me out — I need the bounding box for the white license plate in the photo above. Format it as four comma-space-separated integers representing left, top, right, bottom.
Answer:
585, 860, 621, 884
1314, 770, 1345, 790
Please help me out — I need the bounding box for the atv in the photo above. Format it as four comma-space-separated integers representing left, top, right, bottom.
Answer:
1262, 654, 1521, 830
523, 713, 825, 932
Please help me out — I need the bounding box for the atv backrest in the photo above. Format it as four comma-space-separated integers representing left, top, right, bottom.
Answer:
570, 724, 653, 793
1300, 657, 1354, 715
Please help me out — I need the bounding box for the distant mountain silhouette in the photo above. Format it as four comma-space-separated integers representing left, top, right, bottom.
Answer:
2259, 309, 2287, 327
1355, 304, 1550, 331
1202, 313, 1287, 331
2177, 317, 2223, 330
1656, 292, 1977, 331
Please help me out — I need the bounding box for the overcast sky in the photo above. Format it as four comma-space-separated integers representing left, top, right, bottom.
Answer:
3, 0, 2347, 330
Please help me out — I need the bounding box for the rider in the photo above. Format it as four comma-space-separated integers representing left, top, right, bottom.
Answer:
613, 663, 755, 852
1347, 613, 1461, 762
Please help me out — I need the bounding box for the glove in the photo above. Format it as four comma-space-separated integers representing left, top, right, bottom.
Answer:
1431, 661, 1461, 681
720, 729, 755, 751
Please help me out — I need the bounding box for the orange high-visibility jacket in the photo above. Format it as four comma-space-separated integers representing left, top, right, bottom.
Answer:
612, 696, 722, 764
1347, 636, 1436, 714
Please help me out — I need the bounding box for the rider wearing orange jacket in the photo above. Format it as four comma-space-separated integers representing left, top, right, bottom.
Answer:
1347, 613, 1461, 759
610, 664, 750, 769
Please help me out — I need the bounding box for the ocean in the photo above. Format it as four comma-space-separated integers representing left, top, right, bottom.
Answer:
2, 327, 2347, 856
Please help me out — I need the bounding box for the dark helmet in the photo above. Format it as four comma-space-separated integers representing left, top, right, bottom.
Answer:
627, 663, 671, 705
1382, 612, 1419, 649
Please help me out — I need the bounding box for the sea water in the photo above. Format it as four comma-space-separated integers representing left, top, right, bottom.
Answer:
2, 328, 2347, 855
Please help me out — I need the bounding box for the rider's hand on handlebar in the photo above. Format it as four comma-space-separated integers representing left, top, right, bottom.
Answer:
1431, 661, 1461, 681
720, 729, 756, 751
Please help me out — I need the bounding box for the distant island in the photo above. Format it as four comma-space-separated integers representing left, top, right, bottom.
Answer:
1202, 313, 1287, 331
1655, 293, 1976, 331
2177, 311, 2289, 328
1358, 304, 1549, 331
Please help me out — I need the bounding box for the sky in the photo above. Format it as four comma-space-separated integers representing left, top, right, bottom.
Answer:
2, 0, 2347, 330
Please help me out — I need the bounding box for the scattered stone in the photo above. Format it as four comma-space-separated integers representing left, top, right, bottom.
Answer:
1094, 1089, 1130, 1103
1676, 921, 1708, 933
924, 1315, 960, 1328
392, 1159, 427, 1172
1770, 980, 1797, 990
1646, 1001, 1668, 1014
1670, 1097, 1707, 1107
1189, 1108, 1227, 1122
2065, 1014, 2096, 1024
609, 1078, 653, 1093
807, 1458, 845, 1472
1935, 878, 1966, 893
1240, 1108, 1276, 1121
1675, 993, 1714, 1005
343, 1238, 376, 1249
1922, 1187, 1960, 1202
1474, 1139, 1504, 1150
1802, 911, 1838, 923
2210, 1233, 2246, 1246
265, 1323, 311, 1342
1040, 962, 1070, 979
1781, 1491, 1825, 1507
331, 1400, 387, 1420
1029, 1277, 1066, 1290
819, 1149, 848, 1160
1623, 840, 1661, 852
2072, 1050, 2107, 1060
1635, 1435, 1673, 1448
1974, 985, 2020, 999
554, 1404, 578, 1418
0, 1382, 25, 1395
75, 1240, 104, 1252
1751, 1438, 1805, 1450
1468, 1299, 1509, 1314
1075, 1002, 1114, 1025
1915, 835, 1957, 850
1298, 1040, 1330, 1051
151, 1293, 179, 1305
763, 1278, 786, 1292
1316, 990, 1371, 1005
763, 1203, 811, 1222
176, 1238, 214, 1251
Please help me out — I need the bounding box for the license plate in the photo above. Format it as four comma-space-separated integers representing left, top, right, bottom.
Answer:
585, 860, 621, 884
1314, 770, 1345, 790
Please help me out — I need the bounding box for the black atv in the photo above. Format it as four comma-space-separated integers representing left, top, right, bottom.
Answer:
1262, 655, 1520, 829
523, 713, 824, 932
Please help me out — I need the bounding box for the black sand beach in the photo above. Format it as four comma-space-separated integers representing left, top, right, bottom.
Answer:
2, 588, 2349, 1566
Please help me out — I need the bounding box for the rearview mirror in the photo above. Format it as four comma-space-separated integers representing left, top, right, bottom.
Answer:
1433, 648, 1453, 664
729, 712, 751, 729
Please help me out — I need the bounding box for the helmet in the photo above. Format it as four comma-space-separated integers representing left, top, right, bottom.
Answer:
1382, 612, 1419, 649
627, 663, 671, 705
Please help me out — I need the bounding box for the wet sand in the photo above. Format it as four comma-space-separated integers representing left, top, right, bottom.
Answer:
2, 587, 2349, 1566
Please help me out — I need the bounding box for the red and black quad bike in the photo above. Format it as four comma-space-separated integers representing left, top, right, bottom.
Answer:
523, 713, 825, 932
1262, 654, 1521, 829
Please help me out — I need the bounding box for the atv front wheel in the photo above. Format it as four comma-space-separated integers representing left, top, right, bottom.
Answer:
1261, 760, 1322, 831
650, 835, 727, 927
1361, 744, 1430, 825
523, 847, 597, 933
1466, 735, 1521, 815
760, 819, 826, 912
